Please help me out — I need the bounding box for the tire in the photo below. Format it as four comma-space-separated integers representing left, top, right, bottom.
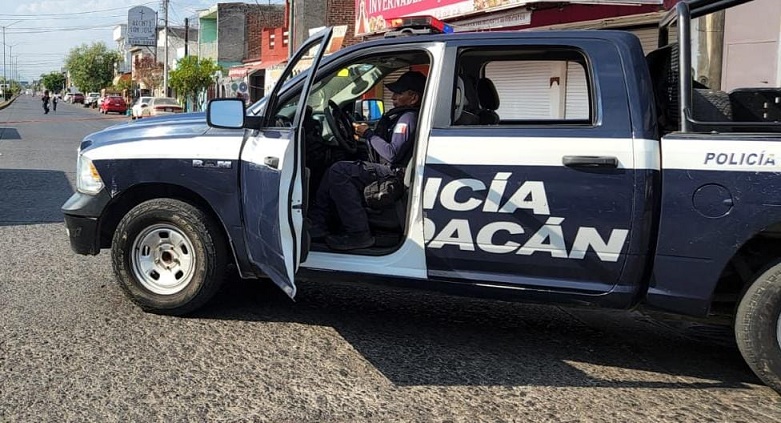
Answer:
111, 199, 228, 315
735, 259, 781, 393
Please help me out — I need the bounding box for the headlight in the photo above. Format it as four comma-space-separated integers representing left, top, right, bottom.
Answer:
76, 155, 104, 195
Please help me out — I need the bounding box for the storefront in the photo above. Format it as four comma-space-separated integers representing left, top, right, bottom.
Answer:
227, 59, 286, 103
356, 0, 666, 118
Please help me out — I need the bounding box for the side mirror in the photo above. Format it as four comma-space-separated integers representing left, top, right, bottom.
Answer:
207, 98, 245, 129
354, 99, 384, 122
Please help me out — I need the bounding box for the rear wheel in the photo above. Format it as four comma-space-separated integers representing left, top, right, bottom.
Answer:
111, 198, 228, 315
735, 259, 781, 393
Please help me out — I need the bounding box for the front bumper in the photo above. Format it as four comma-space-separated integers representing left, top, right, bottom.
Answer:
62, 190, 111, 256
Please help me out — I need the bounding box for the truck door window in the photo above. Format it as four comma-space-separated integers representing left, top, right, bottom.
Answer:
271, 52, 431, 128
452, 47, 592, 126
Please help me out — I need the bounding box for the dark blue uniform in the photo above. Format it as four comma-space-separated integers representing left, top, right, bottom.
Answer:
309, 110, 418, 245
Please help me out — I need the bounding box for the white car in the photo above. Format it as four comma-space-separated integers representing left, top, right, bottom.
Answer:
133, 97, 184, 119
85, 92, 101, 108
130, 96, 152, 119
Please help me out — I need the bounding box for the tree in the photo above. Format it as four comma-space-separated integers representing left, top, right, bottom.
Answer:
65, 42, 120, 93
40, 72, 66, 93
169, 56, 221, 111
133, 55, 164, 92
115, 76, 132, 93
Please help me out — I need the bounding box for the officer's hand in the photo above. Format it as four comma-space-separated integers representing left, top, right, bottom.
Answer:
353, 122, 369, 137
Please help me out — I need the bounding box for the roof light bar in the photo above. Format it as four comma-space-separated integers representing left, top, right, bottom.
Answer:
384, 15, 454, 38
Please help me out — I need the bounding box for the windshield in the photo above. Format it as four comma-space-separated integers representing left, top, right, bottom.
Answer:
307, 63, 380, 112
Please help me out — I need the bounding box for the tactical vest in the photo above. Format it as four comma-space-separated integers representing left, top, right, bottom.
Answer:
370, 106, 418, 168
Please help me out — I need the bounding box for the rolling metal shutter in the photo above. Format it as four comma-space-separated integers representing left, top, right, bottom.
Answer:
632, 27, 660, 54
486, 61, 553, 119
486, 60, 590, 120
383, 68, 406, 106
565, 62, 589, 120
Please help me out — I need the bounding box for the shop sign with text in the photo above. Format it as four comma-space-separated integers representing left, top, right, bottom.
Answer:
354, 0, 663, 36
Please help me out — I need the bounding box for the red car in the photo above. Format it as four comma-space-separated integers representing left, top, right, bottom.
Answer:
100, 96, 127, 115
71, 93, 85, 104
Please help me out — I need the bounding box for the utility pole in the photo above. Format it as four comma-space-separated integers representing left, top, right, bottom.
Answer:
184, 18, 189, 57
163, 0, 169, 97
6, 45, 12, 84
184, 17, 189, 111
1, 21, 20, 92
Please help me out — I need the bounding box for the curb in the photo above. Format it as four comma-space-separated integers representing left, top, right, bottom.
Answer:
0, 95, 20, 111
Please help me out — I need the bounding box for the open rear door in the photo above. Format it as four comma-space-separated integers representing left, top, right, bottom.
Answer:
240, 28, 333, 298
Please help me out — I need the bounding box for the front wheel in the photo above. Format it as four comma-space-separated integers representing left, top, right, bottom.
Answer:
111, 198, 228, 315
735, 259, 781, 393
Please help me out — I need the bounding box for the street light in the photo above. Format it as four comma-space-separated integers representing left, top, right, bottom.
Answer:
1, 20, 21, 88
7, 44, 16, 82
10, 54, 17, 86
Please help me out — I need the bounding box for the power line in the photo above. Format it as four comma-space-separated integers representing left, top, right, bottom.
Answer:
10, 26, 117, 35
0, 14, 127, 21
0, 2, 157, 17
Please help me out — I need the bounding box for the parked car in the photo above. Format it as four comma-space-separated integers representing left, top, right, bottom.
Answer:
132, 97, 183, 119
100, 96, 127, 115
70, 93, 84, 104
84, 92, 101, 108
130, 96, 152, 119
62, 92, 71, 103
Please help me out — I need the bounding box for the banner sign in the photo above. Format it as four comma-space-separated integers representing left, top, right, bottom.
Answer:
354, 0, 663, 36
128, 6, 157, 46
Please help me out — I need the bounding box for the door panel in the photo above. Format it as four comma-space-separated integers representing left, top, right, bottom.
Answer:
423, 39, 654, 296
241, 28, 333, 298
423, 135, 639, 294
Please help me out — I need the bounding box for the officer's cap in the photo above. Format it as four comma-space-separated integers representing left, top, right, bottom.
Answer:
386, 71, 426, 95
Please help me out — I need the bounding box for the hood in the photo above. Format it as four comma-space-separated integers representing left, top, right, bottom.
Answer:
79, 112, 240, 152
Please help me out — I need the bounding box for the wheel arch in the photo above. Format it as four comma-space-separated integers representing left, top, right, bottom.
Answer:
98, 183, 241, 269
708, 221, 781, 322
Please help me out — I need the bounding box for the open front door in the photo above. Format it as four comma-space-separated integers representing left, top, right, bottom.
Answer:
240, 28, 333, 298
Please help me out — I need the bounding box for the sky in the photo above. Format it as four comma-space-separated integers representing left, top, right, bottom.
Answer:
0, 0, 282, 82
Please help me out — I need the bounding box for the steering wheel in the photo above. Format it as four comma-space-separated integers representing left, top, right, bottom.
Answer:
274, 114, 293, 127
324, 100, 357, 154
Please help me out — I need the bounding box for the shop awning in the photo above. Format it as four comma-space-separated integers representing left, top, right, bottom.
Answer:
228, 59, 286, 79
112, 72, 132, 86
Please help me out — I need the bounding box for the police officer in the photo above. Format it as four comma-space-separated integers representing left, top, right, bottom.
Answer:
309, 70, 427, 251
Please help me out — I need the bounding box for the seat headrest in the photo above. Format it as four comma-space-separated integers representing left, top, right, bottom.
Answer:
477, 78, 499, 111
453, 76, 466, 123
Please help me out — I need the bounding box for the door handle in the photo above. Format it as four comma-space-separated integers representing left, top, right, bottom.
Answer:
264, 156, 279, 169
562, 155, 618, 168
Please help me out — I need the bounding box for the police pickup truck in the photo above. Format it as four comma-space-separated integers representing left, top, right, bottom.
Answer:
62, 0, 781, 392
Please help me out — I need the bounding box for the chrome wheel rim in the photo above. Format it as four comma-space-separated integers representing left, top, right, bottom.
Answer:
131, 223, 196, 295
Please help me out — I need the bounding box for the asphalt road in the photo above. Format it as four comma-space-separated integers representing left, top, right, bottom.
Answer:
1, 95, 780, 422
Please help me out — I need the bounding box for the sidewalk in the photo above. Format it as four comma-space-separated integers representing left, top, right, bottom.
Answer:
0, 95, 19, 111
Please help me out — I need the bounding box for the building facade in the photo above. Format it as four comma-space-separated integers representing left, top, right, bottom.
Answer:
720, 0, 781, 91
199, 2, 285, 101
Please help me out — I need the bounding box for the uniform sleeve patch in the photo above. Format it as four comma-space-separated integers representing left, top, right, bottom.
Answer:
394, 123, 408, 134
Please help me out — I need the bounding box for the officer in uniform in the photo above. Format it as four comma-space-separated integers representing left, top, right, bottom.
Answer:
309, 70, 427, 251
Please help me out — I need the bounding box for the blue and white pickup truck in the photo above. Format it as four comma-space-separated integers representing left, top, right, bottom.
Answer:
63, 0, 781, 392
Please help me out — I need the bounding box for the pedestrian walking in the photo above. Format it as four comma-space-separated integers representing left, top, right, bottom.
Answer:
42, 90, 50, 114
52, 95, 58, 113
